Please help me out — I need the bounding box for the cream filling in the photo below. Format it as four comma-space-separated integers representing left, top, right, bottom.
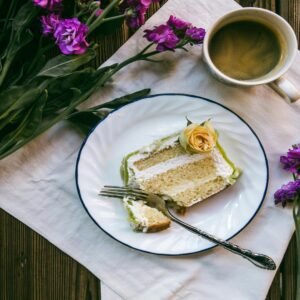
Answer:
163, 174, 218, 196
174, 178, 228, 207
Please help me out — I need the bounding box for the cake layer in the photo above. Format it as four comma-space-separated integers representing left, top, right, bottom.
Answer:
134, 144, 185, 171
139, 157, 216, 193
123, 198, 170, 232
171, 176, 228, 207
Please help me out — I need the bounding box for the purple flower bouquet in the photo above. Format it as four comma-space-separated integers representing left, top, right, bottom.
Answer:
0, 1, 206, 160
274, 144, 300, 298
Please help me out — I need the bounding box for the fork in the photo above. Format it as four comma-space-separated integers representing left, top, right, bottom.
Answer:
99, 185, 276, 270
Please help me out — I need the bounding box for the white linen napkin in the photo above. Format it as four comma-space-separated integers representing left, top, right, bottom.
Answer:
1, 0, 300, 299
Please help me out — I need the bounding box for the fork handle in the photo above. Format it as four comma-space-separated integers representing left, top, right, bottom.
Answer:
168, 213, 276, 270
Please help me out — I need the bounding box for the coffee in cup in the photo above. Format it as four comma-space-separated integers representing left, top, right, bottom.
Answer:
203, 8, 300, 103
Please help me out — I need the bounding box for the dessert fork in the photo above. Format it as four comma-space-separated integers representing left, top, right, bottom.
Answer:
99, 185, 276, 271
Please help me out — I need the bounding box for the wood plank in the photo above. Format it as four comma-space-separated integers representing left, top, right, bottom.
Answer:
0, 209, 101, 300
266, 269, 281, 300
279, 0, 300, 45
281, 234, 297, 300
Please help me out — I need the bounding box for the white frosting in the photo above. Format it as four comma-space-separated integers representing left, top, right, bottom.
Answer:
213, 148, 234, 178
139, 135, 179, 157
123, 198, 148, 232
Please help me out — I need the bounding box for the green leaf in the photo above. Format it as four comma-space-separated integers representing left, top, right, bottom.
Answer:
12, 2, 39, 33
43, 68, 95, 114
68, 111, 108, 135
0, 108, 23, 132
0, 86, 43, 120
0, 29, 34, 88
20, 90, 48, 139
0, 90, 47, 155
22, 53, 47, 84
43, 65, 118, 115
67, 88, 151, 134
8, 30, 34, 57
0, 86, 26, 112
186, 117, 192, 126
10, 63, 25, 86
87, 88, 151, 110
37, 49, 96, 78
0, 106, 32, 150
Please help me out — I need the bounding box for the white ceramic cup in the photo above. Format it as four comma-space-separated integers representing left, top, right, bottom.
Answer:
203, 8, 300, 103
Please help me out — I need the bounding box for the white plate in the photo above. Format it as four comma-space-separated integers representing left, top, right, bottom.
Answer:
76, 94, 268, 256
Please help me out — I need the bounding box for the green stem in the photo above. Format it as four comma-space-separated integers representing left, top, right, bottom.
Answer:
0, 56, 13, 88
3, 0, 15, 31
88, 0, 120, 34
116, 50, 160, 71
139, 42, 154, 55
76, 8, 88, 18
86, 8, 98, 26
101, 14, 126, 23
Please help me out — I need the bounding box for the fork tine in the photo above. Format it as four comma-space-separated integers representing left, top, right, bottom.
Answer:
104, 185, 148, 196
102, 189, 142, 197
99, 192, 124, 199
101, 189, 147, 199
99, 190, 147, 200
104, 185, 145, 192
100, 191, 129, 198
104, 185, 144, 191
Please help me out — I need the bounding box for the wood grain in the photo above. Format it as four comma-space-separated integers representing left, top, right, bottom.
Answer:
1, 1, 299, 300
0, 209, 100, 300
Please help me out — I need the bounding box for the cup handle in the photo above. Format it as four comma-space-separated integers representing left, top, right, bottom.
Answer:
269, 76, 300, 103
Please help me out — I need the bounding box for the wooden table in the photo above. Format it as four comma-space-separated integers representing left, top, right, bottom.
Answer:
1, 1, 299, 299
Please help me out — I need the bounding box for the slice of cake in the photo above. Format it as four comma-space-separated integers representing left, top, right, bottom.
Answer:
121, 120, 241, 208
123, 197, 171, 233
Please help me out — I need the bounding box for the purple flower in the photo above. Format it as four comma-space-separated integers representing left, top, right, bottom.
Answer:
274, 180, 300, 207
144, 24, 180, 51
167, 15, 191, 30
120, 0, 159, 29
33, 0, 62, 10
185, 26, 206, 43
95, 8, 103, 17
53, 18, 89, 55
34, 0, 48, 8
280, 144, 300, 175
41, 14, 60, 35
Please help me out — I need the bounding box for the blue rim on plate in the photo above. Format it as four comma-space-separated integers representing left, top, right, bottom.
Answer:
75, 93, 269, 256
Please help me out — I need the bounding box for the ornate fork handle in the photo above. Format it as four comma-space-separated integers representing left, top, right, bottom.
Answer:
166, 208, 276, 270
100, 186, 276, 270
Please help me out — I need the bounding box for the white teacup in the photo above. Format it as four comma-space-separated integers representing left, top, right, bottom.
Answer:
203, 8, 300, 103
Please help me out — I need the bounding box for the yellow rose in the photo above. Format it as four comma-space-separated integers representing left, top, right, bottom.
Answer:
179, 120, 217, 153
